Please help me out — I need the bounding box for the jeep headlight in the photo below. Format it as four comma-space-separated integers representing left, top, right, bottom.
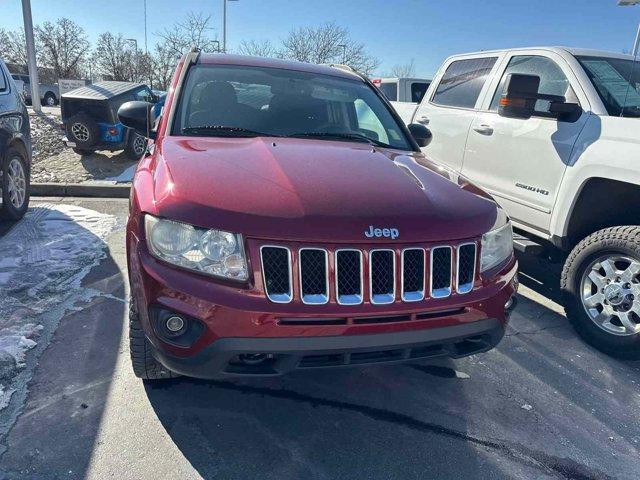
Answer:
145, 215, 248, 281
480, 222, 513, 273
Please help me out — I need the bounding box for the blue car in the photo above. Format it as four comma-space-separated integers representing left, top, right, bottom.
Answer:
61, 81, 158, 159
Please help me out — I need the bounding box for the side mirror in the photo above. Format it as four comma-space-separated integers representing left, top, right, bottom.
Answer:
549, 100, 583, 122
498, 73, 540, 120
118, 101, 155, 137
408, 123, 432, 147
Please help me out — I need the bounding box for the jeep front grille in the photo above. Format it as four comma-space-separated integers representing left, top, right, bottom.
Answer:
259, 242, 477, 305
299, 248, 329, 304
335, 249, 363, 305
260, 246, 292, 303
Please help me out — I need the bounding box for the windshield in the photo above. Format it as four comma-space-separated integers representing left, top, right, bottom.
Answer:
173, 64, 411, 150
577, 55, 640, 118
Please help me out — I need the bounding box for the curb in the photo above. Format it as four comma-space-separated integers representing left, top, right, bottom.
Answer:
31, 183, 131, 198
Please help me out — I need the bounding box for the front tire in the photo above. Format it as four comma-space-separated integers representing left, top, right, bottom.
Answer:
561, 226, 640, 359
129, 299, 178, 380
1, 148, 30, 220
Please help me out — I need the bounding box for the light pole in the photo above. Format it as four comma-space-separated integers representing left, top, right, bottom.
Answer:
222, 0, 239, 53
21, 0, 41, 113
618, 0, 640, 56
338, 44, 347, 64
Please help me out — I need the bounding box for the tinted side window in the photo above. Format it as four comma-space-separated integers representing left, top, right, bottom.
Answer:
378, 82, 397, 101
0, 69, 7, 92
431, 57, 497, 108
490, 55, 571, 113
410, 82, 429, 103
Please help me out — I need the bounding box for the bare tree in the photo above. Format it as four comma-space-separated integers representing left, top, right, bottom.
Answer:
151, 44, 179, 90
280, 22, 379, 75
36, 18, 90, 79
0, 28, 29, 66
237, 39, 278, 58
93, 32, 136, 81
156, 12, 219, 57
390, 59, 416, 78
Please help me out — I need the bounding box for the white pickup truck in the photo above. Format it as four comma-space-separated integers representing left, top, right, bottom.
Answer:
401, 47, 640, 358
372, 77, 431, 124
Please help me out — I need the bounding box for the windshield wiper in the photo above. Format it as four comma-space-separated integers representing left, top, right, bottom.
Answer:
287, 131, 393, 148
182, 125, 280, 137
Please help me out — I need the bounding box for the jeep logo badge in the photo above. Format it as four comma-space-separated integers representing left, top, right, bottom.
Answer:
365, 225, 399, 240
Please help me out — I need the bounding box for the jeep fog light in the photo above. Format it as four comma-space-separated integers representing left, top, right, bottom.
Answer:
145, 214, 248, 280
480, 222, 513, 273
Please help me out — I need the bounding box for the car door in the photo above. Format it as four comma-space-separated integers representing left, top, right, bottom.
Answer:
413, 55, 502, 171
461, 50, 591, 234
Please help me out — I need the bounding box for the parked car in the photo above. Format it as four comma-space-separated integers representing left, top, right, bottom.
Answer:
0, 60, 31, 220
117, 51, 518, 380
61, 81, 156, 159
372, 77, 431, 124
10, 73, 59, 106
405, 47, 640, 358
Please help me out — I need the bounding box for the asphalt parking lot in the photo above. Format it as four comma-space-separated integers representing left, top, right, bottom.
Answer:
0, 197, 639, 480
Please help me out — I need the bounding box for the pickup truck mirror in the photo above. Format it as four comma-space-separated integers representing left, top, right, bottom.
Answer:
498, 73, 540, 120
118, 101, 155, 138
408, 123, 432, 147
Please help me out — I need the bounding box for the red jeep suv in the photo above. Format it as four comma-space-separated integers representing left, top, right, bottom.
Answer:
118, 50, 518, 380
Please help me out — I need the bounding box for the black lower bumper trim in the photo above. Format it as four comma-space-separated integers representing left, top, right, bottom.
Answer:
151, 318, 504, 378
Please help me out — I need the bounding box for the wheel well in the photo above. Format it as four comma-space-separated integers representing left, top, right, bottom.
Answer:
566, 178, 640, 246
7, 139, 29, 166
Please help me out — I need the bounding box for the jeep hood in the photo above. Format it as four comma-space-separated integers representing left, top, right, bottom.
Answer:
150, 137, 501, 243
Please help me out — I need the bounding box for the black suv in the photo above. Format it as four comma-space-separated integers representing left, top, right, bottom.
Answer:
0, 59, 31, 220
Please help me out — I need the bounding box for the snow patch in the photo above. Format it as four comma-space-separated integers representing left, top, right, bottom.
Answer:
0, 204, 117, 411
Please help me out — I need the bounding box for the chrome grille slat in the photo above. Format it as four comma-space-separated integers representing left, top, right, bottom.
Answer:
261, 242, 477, 304
370, 249, 396, 304
335, 249, 363, 305
430, 246, 452, 298
456, 243, 476, 294
299, 248, 329, 305
402, 248, 425, 302
260, 246, 292, 303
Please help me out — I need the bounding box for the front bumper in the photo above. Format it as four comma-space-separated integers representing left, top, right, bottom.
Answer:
129, 234, 518, 378
151, 317, 505, 377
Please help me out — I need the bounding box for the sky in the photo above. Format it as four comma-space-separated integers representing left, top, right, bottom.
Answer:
3, 0, 640, 77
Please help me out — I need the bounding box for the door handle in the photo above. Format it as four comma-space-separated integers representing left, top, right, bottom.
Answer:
472, 124, 494, 135
416, 115, 430, 125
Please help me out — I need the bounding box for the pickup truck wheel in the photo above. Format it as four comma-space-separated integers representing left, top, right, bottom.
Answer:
67, 114, 99, 148
1, 148, 30, 220
561, 226, 640, 359
129, 298, 179, 380
43, 92, 57, 106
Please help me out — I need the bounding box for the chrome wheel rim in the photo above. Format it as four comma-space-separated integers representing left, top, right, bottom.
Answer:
71, 123, 90, 142
7, 157, 26, 209
581, 254, 640, 336
133, 134, 146, 156
46, 95, 55, 106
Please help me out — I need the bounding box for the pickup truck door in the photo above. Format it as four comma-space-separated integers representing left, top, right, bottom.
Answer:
413, 55, 502, 171
461, 50, 591, 235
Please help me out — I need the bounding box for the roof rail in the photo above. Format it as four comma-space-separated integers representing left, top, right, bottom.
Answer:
322, 63, 357, 73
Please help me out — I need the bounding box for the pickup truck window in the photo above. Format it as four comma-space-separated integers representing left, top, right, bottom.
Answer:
411, 82, 429, 103
489, 55, 570, 115
378, 82, 398, 101
577, 55, 640, 117
431, 57, 497, 109
174, 65, 411, 150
